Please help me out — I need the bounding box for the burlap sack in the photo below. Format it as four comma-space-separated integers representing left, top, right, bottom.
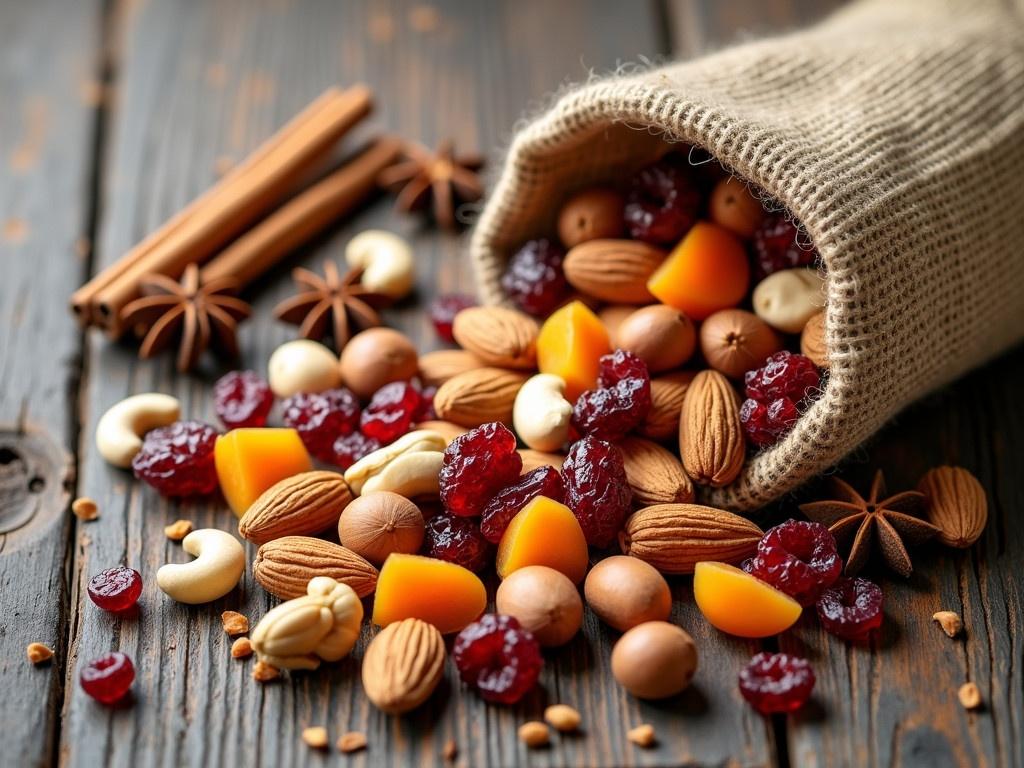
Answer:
470, 0, 1024, 512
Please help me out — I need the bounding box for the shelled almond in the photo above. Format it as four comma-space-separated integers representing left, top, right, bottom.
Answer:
253, 536, 378, 599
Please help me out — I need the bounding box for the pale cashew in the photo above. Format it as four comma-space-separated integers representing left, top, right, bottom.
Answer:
95, 393, 181, 468
156, 529, 245, 604
752, 267, 826, 334
344, 429, 446, 495
513, 374, 572, 452
345, 230, 415, 301
361, 451, 444, 497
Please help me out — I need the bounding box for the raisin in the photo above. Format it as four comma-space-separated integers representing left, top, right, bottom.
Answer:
87, 566, 143, 613
453, 614, 543, 704
282, 388, 360, 460
413, 385, 437, 422
571, 350, 651, 442
424, 513, 491, 572
561, 436, 632, 547
440, 422, 523, 517
213, 370, 273, 429
816, 576, 883, 642
624, 155, 703, 244
739, 652, 815, 715
479, 466, 565, 543
744, 351, 820, 404
360, 381, 420, 443
330, 432, 381, 470
500, 239, 568, 316
80, 651, 135, 705
740, 397, 800, 448
747, 520, 842, 606
131, 421, 219, 497
431, 294, 476, 343
751, 212, 817, 279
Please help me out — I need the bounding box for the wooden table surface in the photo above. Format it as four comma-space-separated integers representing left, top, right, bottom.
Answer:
1, 1, 1021, 766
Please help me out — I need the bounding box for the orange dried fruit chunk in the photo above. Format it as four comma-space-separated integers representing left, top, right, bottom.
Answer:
214, 428, 313, 517
496, 496, 589, 583
536, 301, 611, 402
693, 561, 802, 637
647, 222, 749, 321
372, 553, 486, 634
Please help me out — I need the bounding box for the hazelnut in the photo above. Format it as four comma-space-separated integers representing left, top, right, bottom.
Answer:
338, 328, 418, 399
699, 308, 782, 379
268, 339, 341, 397
337, 491, 425, 564
611, 621, 698, 699
616, 305, 696, 373
584, 556, 672, 631
800, 311, 828, 368
557, 188, 625, 248
495, 565, 583, 647
709, 177, 764, 238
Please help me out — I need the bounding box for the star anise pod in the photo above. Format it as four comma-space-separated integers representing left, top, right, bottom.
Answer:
800, 470, 939, 577
378, 140, 484, 230
273, 260, 388, 350
120, 264, 251, 372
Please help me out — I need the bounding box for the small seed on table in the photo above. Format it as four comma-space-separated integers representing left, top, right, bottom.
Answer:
71, 497, 99, 521
164, 519, 193, 541
932, 610, 963, 638
26, 642, 54, 664
221, 611, 249, 636
302, 726, 328, 749
627, 723, 656, 748
958, 682, 983, 710
231, 638, 253, 659
252, 660, 280, 682
544, 704, 581, 732
337, 731, 367, 753
518, 721, 549, 748
441, 738, 458, 762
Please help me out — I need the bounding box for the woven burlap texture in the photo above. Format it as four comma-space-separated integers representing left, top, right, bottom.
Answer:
470, 0, 1024, 512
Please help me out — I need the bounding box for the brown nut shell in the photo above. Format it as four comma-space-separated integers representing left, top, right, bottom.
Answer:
617, 305, 696, 373
611, 621, 697, 699
709, 177, 764, 238
337, 491, 425, 564
495, 565, 583, 647
800, 311, 829, 368
557, 187, 626, 247
639, 372, 695, 440
699, 309, 782, 380
339, 328, 419, 399
598, 304, 638, 346
584, 556, 671, 632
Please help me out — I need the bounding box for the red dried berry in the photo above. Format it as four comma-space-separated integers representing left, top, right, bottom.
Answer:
816, 576, 884, 642
440, 423, 523, 517
572, 350, 651, 442
453, 614, 543, 704
740, 397, 800, 448
282, 388, 360, 460
360, 381, 420, 444
751, 212, 818, 279
80, 651, 135, 705
88, 566, 143, 613
500, 239, 568, 316
739, 652, 815, 715
747, 520, 842, 606
330, 431, 381, 470
745, 351, 820, 404
131, 421, 219, 497
213, 370, 273, 429
624, 155, 703, 244
479, 466, 565, 543
414, 385, 437, 422
431, 294, 476, 343
424, 513, 491, 572
598, 348, 650, 388
562, 436, 632, 547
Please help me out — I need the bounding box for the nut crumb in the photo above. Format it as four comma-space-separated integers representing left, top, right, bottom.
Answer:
627, 723, 656, 748
71, 497, 99, 521
252, 660, 280, 682
221, 610, 249, 636
544, 704, 581, 732
933, 610, 963, 638
517, 721, 549, 748
26, 642, 54, 664
302, 726, 328, 749
958, 682, 983, 710
441, 738, 458, 762
214, 155, 235, 176
231, 637, 253, 659
337, 731, 367, 753
164, 519, 193, 541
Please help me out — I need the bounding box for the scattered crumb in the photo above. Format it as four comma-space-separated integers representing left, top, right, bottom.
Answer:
441, 738, 458, 762
2, 218, 28, 243
958, 682, 983, 710
368, 14, 395, 42
337, 731, 367, 754
164, 519, 193, 541
933, 610, 963, 638
221, 611, 249, 636
302, 726, 329, 749
79, 80, 107, 107
627, 723, 656, 748
544, 704, 581, 732
213, 155, 235, 176
26, 642, 54, 664
74, 237, 91, 258
408, 4, 440, 32
252, 660, 280, 682
517, 721, 549, 748
71, 497, 99, 521
231, 638, 253, 659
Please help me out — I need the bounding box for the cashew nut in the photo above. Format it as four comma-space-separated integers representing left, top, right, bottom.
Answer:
362, 451, 444, 497
156, 529, 245, 604
513, 374, 572, 451
95, 393, 181, 468
752, 267, 826, 334
345, 230, 415, 301
344, 429, 446, 495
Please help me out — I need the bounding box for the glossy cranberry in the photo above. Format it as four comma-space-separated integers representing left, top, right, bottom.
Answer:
816, 577, 884, 642
747, 520, 842, 606
131, 421, 219, 497
414, 385, 437, 422
500, 239, 568, 316
624, 155, 703, 244
740, 397, 800, 448
751, 212, 818, 279
479, 466, 565, 543
597, 348, 650, 388
745, 352, 821, 404
330, 431, 381, 470
453, 614, 543, 704
282, 388, 360, 460
572, 350, 651, 442
440, 423, 523, 517
431, 293, 476, 343
424, 513, 491, 572
561, 436, 632, 547
360, 381, 420, 443
213, 370, 273, 429
80, 652, 135, 705
88, 566, 143, 613
739, 652, 815, 715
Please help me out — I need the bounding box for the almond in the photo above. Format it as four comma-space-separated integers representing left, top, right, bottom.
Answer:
452, 306, 538, 369
418, 349, 483, 387
563, 239, 666, 303
640, 371, 695, 441
433, 367, 529, 427
239, 471, 353, 544
253, 536, 378, 599
918, 466, 988, 548
362, 618, 445, 714
619, 503, 763, 574
619, 437, 694, 506
679, 370, 744, 487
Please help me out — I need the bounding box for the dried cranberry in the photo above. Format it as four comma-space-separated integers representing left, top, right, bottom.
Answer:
213, 370, 273, 429
747, 520, 842, 606
816, 577, 883, 642
500, 239, 568, 316
88, 566, 143, 613
624, 155, 703, 244
751, 212, 817, 279
598, 348, 650, 388
282, 388, 360, 460
562, 437, 631, 547
479, 466, 565, 543
572, 350, 651, 441
131, 421, 219, 497
360, 381, 420, 443
80, 651, 135, 705
739, 652, 815, 715
413, 385, 437, 422
740, 397, 800, 448
330, 432, 381, 470
431, 294, 476, 343
424, 513, 491, 572
453, 614, 543, 704
440, 423, 523, 517
745, 352, 820, 404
